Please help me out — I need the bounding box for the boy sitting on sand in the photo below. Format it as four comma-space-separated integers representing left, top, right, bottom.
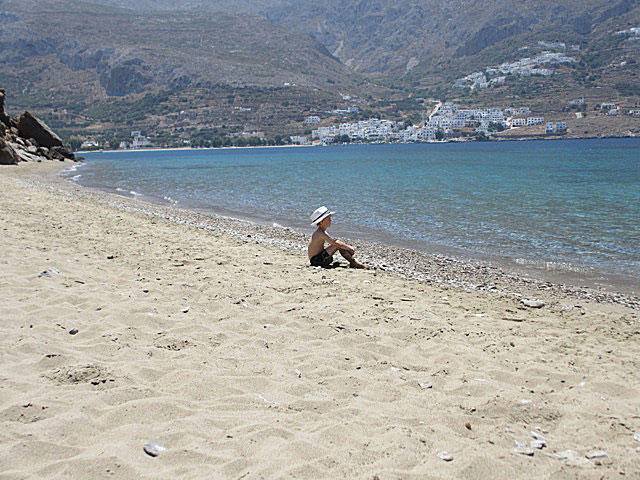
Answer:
308, 206, 368, 269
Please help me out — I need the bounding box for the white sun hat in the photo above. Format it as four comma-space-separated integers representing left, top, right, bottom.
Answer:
310, 206, 335, 226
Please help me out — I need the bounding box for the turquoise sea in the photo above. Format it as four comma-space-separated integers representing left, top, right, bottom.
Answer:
66, 139, 640, 291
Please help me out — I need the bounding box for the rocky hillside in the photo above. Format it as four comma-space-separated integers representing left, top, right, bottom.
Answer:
0, 89, 76, 165
65, 0, 640, 90
0, 0, 638, 144
0, 0, 365, 97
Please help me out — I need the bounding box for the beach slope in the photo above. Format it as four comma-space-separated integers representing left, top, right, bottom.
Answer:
1, 164, 639, 479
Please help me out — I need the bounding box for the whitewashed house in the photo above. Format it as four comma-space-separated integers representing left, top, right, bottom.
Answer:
132, 135, 151, 148
290, 135, 310, 145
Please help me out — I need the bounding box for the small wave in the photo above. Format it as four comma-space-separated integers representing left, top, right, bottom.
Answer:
163, 196, 178, 205
130, 191, 142, 197
514, 258, 592, 274
71, 174, 81, 181
115, 187, 126, 192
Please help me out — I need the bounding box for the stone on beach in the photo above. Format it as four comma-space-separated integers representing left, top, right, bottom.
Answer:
514, 440, 534, 456
17, 112, 63, 148
531, 439, 546, 449
0, 138, 18, 165
521, 298, 545, 308
585, 450, 608, 459
39, 267, 61, 277
143, 442, 166, 457
437, 451, 453, 461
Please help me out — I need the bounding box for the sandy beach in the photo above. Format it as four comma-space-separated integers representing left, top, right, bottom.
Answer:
1, 162, 639, 479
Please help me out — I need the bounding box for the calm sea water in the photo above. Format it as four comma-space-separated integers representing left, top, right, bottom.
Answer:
67, 139, 640, 290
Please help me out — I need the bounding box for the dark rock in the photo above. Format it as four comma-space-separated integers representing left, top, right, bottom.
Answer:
0, 88, 9, 126
50, 145, 75, 160
69, 328, 79, 335
15, 149, 43, 163
0, 138, 18, 165
17, 112, 63, 148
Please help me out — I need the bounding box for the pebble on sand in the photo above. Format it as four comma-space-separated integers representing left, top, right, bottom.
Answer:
143, 442, 166, 457
531, 439, 546, 449
69, 328, 79, 335
585, 450, 608, 459
38, 267, 61, 278
634, 432, 640, 443
514, 440, 534, 456
437, 451, 453, 462
521, 299, 545, 308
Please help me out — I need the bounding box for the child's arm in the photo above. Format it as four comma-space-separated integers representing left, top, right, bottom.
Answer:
321, 230, 355, 255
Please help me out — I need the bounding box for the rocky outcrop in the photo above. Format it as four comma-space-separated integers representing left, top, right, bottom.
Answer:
17, 112, 63, 148
0, 138, 19, 165
0, 88, 77, 165
0, 89, 10, 126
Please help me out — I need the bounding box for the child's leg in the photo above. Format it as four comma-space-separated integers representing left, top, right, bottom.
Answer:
338, 248, 369, 269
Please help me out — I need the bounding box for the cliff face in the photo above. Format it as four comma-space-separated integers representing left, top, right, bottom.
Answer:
0, 89, 76, 165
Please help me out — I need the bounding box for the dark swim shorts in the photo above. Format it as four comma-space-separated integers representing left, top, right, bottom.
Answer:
310, 249, 334, 268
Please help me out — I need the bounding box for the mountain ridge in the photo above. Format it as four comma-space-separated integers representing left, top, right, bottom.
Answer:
1, 0, 638, 144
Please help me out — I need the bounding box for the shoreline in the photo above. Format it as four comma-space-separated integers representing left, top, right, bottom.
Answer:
76, 144, 317, 154
75, 133, 640, 154
42, 161, 640, 309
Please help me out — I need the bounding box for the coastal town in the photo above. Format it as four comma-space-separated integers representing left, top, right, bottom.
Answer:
79, 97, 640, 151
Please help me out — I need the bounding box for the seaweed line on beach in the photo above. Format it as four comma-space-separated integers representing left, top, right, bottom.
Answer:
20, 172, 640, 311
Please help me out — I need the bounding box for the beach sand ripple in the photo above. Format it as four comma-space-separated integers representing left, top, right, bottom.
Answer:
1, 163, 639, 479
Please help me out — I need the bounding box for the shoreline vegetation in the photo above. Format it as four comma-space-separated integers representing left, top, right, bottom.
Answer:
1, 160, 639, 478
